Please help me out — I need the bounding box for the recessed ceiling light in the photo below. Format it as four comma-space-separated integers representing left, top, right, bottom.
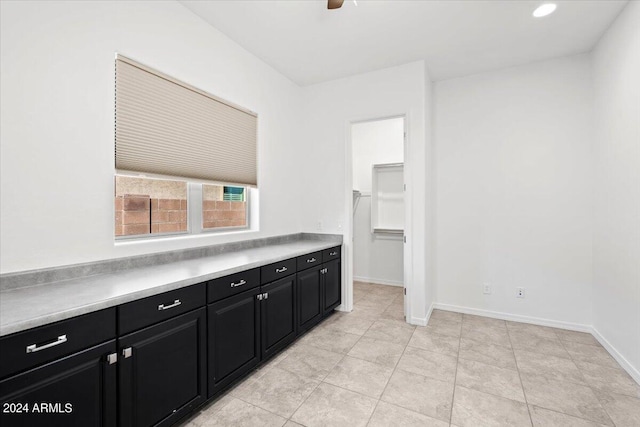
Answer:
533, 3, 557, 18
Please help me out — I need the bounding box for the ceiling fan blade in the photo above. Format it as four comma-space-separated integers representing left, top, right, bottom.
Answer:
328, 0, 344, 10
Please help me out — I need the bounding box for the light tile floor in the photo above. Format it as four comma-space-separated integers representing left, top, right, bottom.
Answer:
184, 281, 640, 427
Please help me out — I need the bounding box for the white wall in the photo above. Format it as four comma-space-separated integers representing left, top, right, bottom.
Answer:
434, 55, 594, 327
0, 0, 304, 273
592, 1, 640, 381
352, 118, 404, 286
300, 61, 432, 324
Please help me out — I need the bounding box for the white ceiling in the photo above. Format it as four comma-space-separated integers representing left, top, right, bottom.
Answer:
180, 0, 628, 86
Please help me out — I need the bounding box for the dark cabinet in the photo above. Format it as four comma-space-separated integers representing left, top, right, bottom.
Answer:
118, 308, 206, 427
261, 275, 296, 358
297, 265, 324, 333
323, 259, 341, 316
208, 287, 260, 397
1, 244, 341, 427
0, 340, 117, 427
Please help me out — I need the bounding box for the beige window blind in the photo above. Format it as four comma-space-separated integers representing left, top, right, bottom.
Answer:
115, 55, 258, 186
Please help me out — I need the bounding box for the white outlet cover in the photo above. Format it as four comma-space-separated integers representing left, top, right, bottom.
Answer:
516, 288, 525, 298
483, 284, 491, 294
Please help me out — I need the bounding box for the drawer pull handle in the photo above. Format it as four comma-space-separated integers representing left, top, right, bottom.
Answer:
306, 257, 316, 263
330, 251, 337, 256
230, 279, 247, 288
26, 335, 67, 353
275, 267, 288, 273
158, 299, 181, 311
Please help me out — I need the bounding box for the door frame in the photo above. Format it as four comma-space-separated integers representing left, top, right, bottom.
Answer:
344, 113, 412, 322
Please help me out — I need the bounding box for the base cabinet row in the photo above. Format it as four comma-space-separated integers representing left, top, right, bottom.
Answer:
0, 247, 341, 427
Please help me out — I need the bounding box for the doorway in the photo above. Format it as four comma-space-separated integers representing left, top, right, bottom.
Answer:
349, 116, 408, 320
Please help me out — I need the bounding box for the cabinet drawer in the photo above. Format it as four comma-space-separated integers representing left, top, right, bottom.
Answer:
322, 246, 341, 262
0, 308, 116, 380
261, 258, 296, 284
207, 268, 260, 303
118, 283, 205, 335
296, 251, 322, 271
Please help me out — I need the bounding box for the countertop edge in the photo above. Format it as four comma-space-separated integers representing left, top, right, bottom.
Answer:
0, 238, 342, 337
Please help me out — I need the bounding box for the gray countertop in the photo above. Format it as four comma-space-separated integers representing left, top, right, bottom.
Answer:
0, 238, 341, 336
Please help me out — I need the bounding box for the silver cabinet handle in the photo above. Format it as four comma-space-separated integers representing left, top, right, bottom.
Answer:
158, 299, 181, 311
122, 347, 132, 358
257, 294, 263, 301
275, 267, 288, 273
330, 251, 337, 256
107, 353, 118, 365
263, 292, 269, 300
26, 335, 67, 353
230, 279, 246, 288
306, 257, 316, 263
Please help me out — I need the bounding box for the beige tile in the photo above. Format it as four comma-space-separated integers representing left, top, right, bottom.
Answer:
347, 336, 405, 368
431, 309, 463, 323
363, 318, 416, 346
275, 343, 344, 381
351, 303, 388, 319
596, 391, 640, 427
462, 314, 506, 329
461, 323, 512, 348
520, 374, 613, 426
283, 421, 304, 427
367, 283, 403, 296
553, 329, 601, 347
323, 312, 376, 335
357, 294, 394, 309
380, 303, 405, 321
324, 355, 394, 398
381, 369, 454, 422
396, 346, 457, 382
192, 397, 286, 427
231, 367, 319, 418
529, 405, 609, 427
299, 325, 361, 354
514, 349, 585, 385
455, 358, 526, 402
509, 332, 570, 359
451, 386, 531, 427
291, 382, 377, 427
576, 361, 640, 398
424, 317, 462, 337
506, 321, 558, 340
368, 401, 449, 427
459, 337, 517, 370
563, 341, 620, 369
408, 328, 460, 357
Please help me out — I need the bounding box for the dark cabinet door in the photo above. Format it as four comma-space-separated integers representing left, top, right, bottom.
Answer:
208, 287, 261, 397
0, 340, 117, 427
297, 265, 323, 333
323, 259, 341, 316
261, 275, 296, 359
118, 308, 206, 427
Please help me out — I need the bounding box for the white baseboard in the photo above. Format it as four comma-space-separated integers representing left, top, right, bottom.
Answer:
353, 276, 403, 287
432, 303, 592, 332
592, 327, 640, 385
407, 302, 434, 327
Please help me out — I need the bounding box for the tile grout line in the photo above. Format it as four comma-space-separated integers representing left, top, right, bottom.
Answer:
554, 329, 618, 427
446, 315, 463, 425
286, 297, 390, 425
505, 322, 534, 427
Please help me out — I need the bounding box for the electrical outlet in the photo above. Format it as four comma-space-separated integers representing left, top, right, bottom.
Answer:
516, 287, 525, 298
483, 283, 492, 294
316, 221, 323, 231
